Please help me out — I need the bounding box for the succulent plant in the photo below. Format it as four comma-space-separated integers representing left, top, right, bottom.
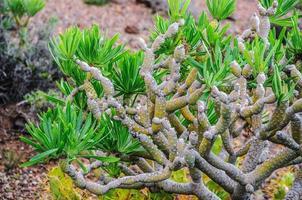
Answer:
22, 0, 302, 199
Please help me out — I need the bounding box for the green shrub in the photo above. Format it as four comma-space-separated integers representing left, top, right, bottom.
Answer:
0, 0, 61, 104
22, 0, 302, 199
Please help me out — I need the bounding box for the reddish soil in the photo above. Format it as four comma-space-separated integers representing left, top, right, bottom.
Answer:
31, 0, 258, 47
0, 105, 47, 200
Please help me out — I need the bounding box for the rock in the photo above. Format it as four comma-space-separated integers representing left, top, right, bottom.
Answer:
136, 0, 201, 18
125, 25, 140, 34
7, 192, 13, 199
22, 180, 28, 186
111, 0, 128, 4
227, 14, 238, 21
136, 0, 168, 12
14, 117, 25, 129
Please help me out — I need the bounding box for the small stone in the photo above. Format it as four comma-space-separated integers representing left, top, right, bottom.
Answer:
22, 180, 28, 185
125, 25, 140, 34
7, 192, 13, 199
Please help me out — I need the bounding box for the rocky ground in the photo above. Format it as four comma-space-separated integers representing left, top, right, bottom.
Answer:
31, 0, 258, 48
0, 0, 266, 199
0, 104, 54, 200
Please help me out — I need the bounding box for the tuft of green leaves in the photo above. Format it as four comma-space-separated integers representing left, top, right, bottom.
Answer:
21, 103, 118, 167
49, 25, 125, 84
48, 25, 127, 110
287, 14, 302, 59
242, 37, 281, 78
4, 0, 45, 26
97, 113, 144, 155
259, 0, 300, 27
187, 42, 237, 124
167, 0, 191, 21
206, 0, 236, 21
107, 51, 145, 98
49, 27, 82, 60
76, 25, 124, 67
22, 0, 45, 16
189, 42, 234, 91
5, 0, 26, 17
2, 149, 22, 171
151, 11, 232, 56
272, 65, 295, 103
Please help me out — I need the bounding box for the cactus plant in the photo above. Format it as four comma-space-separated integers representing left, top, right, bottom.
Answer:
22, 0, 302, 199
